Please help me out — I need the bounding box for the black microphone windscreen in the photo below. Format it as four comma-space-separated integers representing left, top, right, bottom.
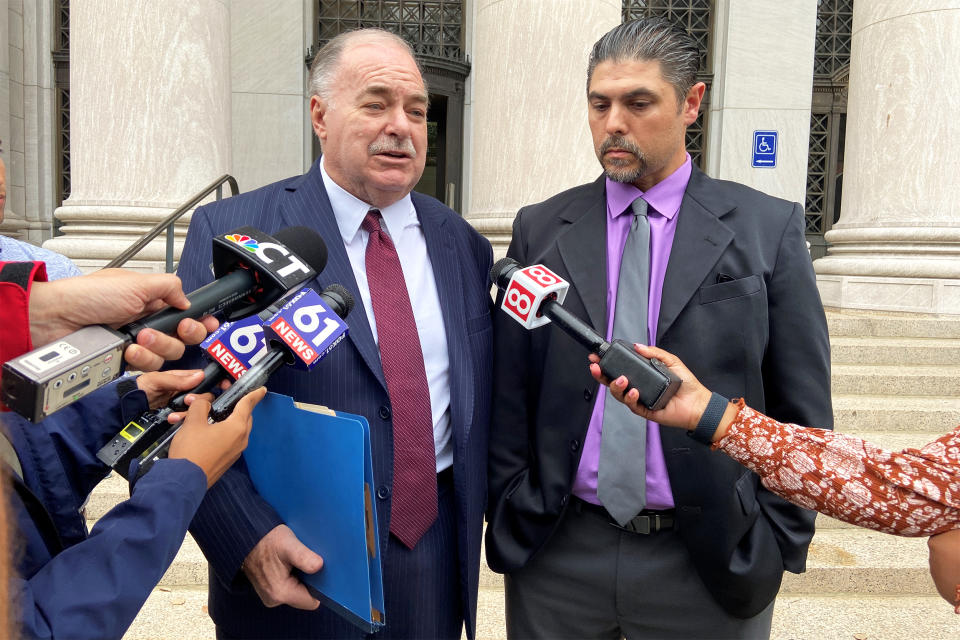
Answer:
322, 283, 355, 317
273, 226, 328, 275
490, 257, 520, 289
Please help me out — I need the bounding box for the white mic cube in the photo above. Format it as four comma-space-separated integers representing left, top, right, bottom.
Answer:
500, 265, 569, 329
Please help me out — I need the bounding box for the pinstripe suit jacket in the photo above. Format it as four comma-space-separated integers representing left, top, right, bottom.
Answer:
175, 157, 493, 638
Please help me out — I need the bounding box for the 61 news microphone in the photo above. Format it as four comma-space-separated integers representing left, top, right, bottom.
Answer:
95, 295, 288, 477
2, 226, 327, 422
135, 284, 355, 478
491, 258, 681, 410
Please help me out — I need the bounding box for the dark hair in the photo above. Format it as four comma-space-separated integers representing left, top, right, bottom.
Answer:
587, 18, 701, 105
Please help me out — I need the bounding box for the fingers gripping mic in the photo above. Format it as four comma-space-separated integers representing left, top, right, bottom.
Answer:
123, 225, 328, 335
2, 226, 327, 422
491, 258, 680, 411
135, 285, 355, 478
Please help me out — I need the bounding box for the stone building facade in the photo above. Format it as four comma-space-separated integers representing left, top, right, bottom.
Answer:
1, 0, 957, 314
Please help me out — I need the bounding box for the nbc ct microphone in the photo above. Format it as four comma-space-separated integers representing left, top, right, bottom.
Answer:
491, 257, 680, 411
135, 284, 355, 478
2, 226, 327, 422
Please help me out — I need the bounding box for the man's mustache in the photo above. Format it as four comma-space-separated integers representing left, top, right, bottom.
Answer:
369, 136, 417, 158
599, 136, 642, 158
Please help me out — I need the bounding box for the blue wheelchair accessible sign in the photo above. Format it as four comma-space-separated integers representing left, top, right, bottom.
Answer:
752, 130, 778, 168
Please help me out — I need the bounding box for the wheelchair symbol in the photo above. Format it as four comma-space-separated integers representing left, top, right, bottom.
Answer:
757, 137, 773, 153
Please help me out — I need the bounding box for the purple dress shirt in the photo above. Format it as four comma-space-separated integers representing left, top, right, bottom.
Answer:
571, 155, 692, 510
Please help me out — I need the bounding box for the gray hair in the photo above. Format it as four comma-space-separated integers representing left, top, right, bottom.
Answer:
587, 18, 701, 107
308, 28, 422, 101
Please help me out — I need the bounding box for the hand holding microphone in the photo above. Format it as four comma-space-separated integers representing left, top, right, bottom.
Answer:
491, 258, 681, 411
24, 269, 219, 370
3, 226, 328, 422
168, 386, 267, 488
135, 284, 355, 478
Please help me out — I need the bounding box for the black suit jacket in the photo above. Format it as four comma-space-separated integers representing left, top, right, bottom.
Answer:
485, 167, 832, 618
176, 157, 494, 638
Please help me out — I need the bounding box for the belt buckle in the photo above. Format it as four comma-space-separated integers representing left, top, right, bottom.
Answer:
619, 514, 653, 535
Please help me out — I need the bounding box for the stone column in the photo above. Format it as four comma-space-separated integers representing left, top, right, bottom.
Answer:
0, 0, 29, 241
813, 3, 960, 314
46, 0, 231, 272
465, 0, 620, 256
706, 0, 817, 203
229, 0, 308, 192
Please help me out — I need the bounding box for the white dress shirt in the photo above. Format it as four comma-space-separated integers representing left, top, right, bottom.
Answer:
320, 159, 453, 473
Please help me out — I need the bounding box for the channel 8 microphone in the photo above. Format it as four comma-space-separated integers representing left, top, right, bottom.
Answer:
492, 258, 681, 411
2, 226, 327, 422
136, 284, 355, 477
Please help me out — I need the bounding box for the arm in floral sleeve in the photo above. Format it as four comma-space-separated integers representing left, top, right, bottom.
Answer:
715, 400, 960, 538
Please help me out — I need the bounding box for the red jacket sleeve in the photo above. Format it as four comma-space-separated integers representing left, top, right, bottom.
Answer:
0, 261, 48, 407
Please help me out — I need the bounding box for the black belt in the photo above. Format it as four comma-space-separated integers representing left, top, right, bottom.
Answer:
572, 496, 676, 534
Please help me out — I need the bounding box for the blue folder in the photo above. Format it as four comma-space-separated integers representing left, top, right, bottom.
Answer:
244, 392, 385, 633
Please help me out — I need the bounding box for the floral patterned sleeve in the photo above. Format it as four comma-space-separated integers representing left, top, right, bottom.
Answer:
714, 400, 960, 537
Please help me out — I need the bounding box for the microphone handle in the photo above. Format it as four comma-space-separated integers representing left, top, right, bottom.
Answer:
168, 361, 230, 413
135, 349, 285, 480
209, 349, 285, 421
538, 298, 608, 354
120, 269, 257, 337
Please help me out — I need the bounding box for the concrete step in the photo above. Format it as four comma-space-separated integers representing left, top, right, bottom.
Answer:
780, 528, 935, 596
770, 594, 959, 640
831, 364, 960, 396
833, 394, 960, 433
122, 586, 960, 639
124, 587, 213, 640
831, 335, 960, 366
826, 310, 960, 340
476, 528, 938, 597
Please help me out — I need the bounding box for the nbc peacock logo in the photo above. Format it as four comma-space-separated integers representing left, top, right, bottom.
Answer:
225, 234, 259, 253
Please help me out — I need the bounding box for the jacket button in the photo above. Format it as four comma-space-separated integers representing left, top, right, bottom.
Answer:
584, 388, 592, 401
378, 405, 391, 420
570, 439, 580, 452
376, 486, 390, 500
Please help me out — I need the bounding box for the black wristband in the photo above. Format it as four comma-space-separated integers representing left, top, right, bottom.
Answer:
688, 392, 729, 445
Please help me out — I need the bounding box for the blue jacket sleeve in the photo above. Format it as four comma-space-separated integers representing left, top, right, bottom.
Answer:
12, 458, 207, 640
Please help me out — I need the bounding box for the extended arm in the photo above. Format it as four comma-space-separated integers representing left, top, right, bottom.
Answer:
593, 343, 960, 537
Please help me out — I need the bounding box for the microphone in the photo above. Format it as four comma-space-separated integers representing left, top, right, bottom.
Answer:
2, 226, 327, 423
491, 258, 680, 411
135, 285, 355, 478
97, 285, 309, 476
95, 296, 285, 477
94, 361, 229, 477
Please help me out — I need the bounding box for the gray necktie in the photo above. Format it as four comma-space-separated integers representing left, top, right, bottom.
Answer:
597, 197, 649, 526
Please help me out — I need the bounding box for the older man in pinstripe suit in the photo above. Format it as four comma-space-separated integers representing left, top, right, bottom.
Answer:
174, 29, 493, 640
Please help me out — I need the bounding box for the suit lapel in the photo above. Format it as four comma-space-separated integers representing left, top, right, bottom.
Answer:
556, 179, 608, 332
278, 158, 387, 390
657, 167, 735, 342
415, 194, 474, 442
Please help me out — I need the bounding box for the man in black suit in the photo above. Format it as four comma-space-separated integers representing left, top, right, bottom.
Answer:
486, 18, 832, 639
176, 29, 493, 639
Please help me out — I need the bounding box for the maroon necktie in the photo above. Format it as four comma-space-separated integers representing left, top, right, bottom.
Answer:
362, 209, 437, 549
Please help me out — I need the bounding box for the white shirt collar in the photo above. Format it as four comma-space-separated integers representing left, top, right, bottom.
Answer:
319, 157, 418, 245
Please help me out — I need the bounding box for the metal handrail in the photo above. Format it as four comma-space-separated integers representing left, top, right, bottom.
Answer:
104, 174, 239, 271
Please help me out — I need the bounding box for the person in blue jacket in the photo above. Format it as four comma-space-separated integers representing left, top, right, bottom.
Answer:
2, 369, 265, 639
